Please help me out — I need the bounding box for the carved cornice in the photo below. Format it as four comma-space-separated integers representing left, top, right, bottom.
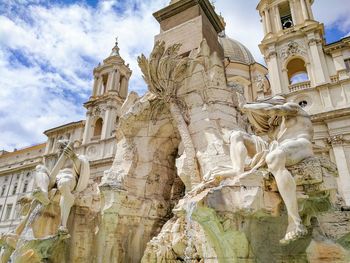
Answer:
266, 51, 277, 60
308, 38, 322, 46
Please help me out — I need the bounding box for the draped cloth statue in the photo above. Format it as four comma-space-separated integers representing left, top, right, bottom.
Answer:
33, 139, 90, 233
214, 96, 314, 244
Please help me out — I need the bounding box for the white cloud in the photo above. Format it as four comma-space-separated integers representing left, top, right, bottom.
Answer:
0, 0, 349, 151
0, 0, 168, 151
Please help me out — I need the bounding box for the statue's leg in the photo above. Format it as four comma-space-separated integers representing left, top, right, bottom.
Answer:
57, 178, 75, 232
229, 131, 252, 174
266, 148, 307, 244
33, 165, 50, 205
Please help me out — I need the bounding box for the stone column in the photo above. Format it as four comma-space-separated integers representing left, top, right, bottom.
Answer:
266, 51, 283, 94
96, 77, 103, 96
282, 68, 290, 87
309, 39, 327, 84
289, 0, 297, 25
274, 6, 282, 32
106, 71, 115, 92
82, 111, 93, 145
120, 77, 128, 98
306, 62, 314, 86
261, 12, 267, 35
101, 105, 115, 140
300, 0, 309, 21
114, 70, 121, 91
331, 138, 350, 205
306, 0, 314, 20
265, 9, 272, 34
92, 76, 99, 97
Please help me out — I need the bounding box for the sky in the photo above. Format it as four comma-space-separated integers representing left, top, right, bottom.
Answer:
0, 0, 349, 152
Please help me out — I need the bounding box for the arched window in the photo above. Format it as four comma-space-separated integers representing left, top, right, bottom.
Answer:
93, 118, 103, 138
287, 58, 309, 84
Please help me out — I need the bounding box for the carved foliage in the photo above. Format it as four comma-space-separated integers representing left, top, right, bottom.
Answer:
279, 40, 307, 62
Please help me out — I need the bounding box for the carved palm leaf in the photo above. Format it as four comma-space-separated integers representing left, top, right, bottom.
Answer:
138, 41, 189, 103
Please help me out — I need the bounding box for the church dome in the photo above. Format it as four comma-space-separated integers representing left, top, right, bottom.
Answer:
218, 35, 255, 65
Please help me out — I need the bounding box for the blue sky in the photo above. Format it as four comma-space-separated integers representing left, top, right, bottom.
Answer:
0, 0, 349, 152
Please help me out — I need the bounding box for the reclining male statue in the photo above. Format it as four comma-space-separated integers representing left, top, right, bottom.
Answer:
33, 139, 90, 233
213, 96, 314, 245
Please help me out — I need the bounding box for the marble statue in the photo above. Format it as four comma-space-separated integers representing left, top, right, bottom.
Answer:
214, 95, 313, 244
33, 139, 90, 233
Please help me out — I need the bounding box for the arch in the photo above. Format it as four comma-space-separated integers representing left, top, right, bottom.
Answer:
93, 118, 103, 138
286, 57, 309, 84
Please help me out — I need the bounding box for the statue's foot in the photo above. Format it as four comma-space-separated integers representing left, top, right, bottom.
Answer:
280, 224, 307, 245
33, 188, 50, 206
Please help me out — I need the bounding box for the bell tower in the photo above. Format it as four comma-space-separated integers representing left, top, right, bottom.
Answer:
257, 0, 330, 95
82, 39, 132, 147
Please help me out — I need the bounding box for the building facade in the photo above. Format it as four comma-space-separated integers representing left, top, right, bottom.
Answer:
0, 144, 45, 237
0, 0, 350, 240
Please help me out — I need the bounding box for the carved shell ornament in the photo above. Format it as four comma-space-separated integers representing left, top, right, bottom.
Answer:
279, 40, 306, 61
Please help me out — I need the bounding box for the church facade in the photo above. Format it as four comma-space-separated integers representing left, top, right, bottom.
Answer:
0, 0, 349, 240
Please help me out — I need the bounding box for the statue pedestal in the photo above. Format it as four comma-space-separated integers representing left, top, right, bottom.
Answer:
176, 157, 338, 220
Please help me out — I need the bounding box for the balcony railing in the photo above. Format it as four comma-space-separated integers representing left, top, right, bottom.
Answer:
330, 75, 339, 83
289, 81, 311, 92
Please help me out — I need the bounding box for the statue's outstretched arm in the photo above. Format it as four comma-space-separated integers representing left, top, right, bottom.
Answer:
243, 102, 299, 116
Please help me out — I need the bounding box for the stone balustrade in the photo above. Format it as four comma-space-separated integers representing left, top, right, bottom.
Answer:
289, 81, 311, 92
330, 75, 339, 83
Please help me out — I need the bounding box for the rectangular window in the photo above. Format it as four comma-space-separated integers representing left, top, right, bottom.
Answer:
345, 58, 350, 71
12, 183, 18, 195
1, 185, 6, 196
5, 204, 12, 220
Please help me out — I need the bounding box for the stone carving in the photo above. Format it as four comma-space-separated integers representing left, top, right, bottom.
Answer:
254, 74, 266, 92
327, 135, 350, 146
0, 140, 90, 262
33, 139, 90, 232
138, 41, 201, 190
211, 96, 314, 244
279, 40, 307, 61
2, 36, 345, 262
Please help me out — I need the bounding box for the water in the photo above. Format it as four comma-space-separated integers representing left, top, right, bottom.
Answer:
21, 203, 42, 240
9, 202, 43, 262
184, 202, 197, 263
